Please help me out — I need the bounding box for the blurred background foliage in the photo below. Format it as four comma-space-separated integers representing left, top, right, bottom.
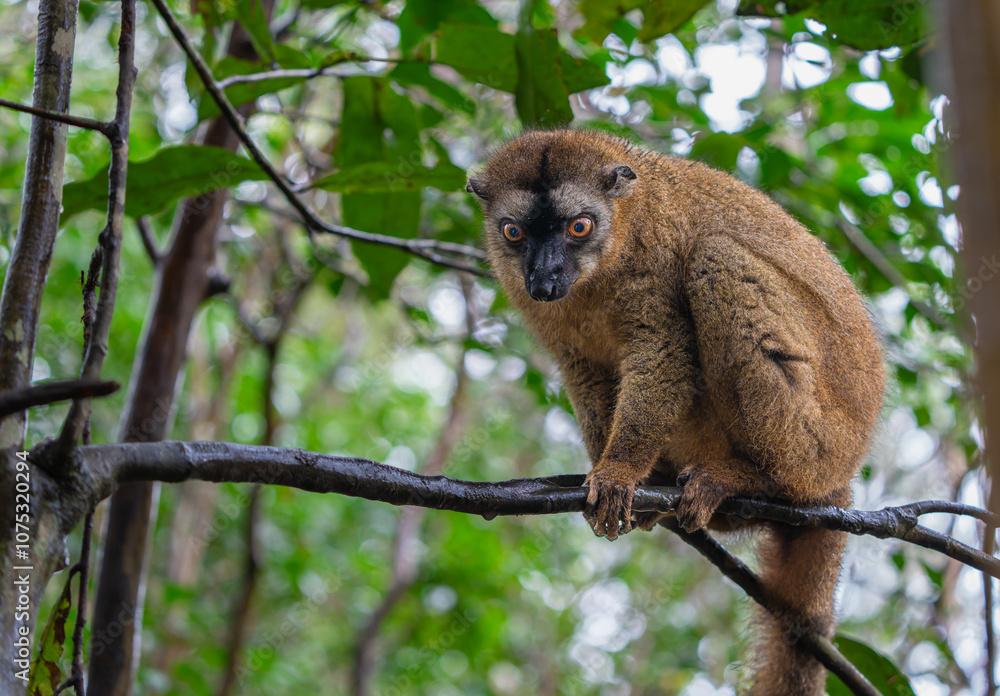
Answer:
0, 0, 988, 693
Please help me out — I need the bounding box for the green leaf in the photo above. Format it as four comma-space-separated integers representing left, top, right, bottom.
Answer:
420, 104, 445, 128
759, 147, 793, 190
397, 0, 497, 53
578, 0, 710, 44
272, 43, 314, 70
531, 0, 555, 28
312, 161, 467, 195
236, 0, 276, 63
27, 575, 74, 695
390, 63, 476, 114
432, 24, 519, 92
60, 146, 268, 221
524, 368, 551, 406
689, 132, 746, 172
560, 53, 610, 93
336, 77, 422, 299
826, 635, 917, 696
430, 22, 607, 100
296, 0, 351, 9
515, 27, 573, 127
896, 365, 918, 385
324, 273, 346, 298
737, 0, 927, 51
920, 560, 943, 590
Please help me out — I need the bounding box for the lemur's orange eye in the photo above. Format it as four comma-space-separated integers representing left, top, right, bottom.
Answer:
502, 222, 524, 242
568, 217, 593, 238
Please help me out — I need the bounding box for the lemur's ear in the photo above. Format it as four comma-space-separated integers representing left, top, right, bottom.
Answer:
603, 165, 637, 197
466, 177, 490, 200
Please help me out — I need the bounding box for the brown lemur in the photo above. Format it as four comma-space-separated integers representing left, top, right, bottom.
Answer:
467, 129, 884, 695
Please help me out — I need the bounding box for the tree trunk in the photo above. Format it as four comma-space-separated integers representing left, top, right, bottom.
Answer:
942, 2, 1000, 513
0, 0, 79, 689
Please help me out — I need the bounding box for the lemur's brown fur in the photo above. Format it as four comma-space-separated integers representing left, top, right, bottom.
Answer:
469, 129, 884, 695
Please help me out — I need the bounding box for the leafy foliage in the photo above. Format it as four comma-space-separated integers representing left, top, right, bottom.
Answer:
60, 146, 268, 219
736, 0, 929, 50
26, 576, 74, 695
578, 0, 708, 43
827, 635, 918, 696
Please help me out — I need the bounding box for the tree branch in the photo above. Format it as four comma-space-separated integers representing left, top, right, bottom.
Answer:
53, 510, 94, 696
0, 97, 111, 134
146, 0, 488, 277
19, 437, 995, 695
658, 517, 880, 696
135, 217, 163, 265
215, 56, 397, 88
0, 379, 119, 417
53, 440, 1000, 578
214, 54, 440, 88
635, 487, 1000, 578
0, 0, 82, 681
56, 0, 138, 462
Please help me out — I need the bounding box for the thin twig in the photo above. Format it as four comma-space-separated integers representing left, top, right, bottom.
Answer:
250, 201, 488, 268
215, 53, 409, 88
0, 379, 119, 417
55, 0, 138, 464
659, 517, 880, 696
53, 510, 95, 696
903, 500, 1000, 526
636, 488, 1000, 579
77, 249, 103, 444
79, 252, 102, 355
136, 217, 163, 265
146, 0, 488, 276
216, 54, 430, 88
0, 97, 111, 134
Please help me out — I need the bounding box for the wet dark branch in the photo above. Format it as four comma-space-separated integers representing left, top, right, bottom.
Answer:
146, 0, 488, 277
637, 487, 1000, 578
0, 379, 119, 417
659, 517, 879, 696
56, 440, 1000, 578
